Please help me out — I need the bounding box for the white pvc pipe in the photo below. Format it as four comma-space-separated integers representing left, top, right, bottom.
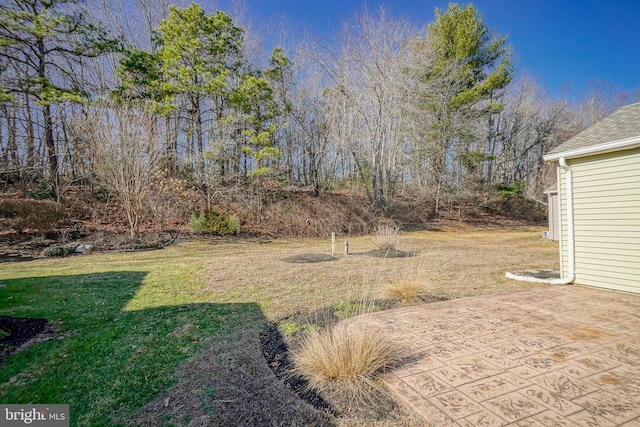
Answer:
558, 157, 576, 284
506, 158, 575, 285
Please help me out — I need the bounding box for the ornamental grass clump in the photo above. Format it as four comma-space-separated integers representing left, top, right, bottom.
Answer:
372, 224, 400, 250
384, 280, 424, 303
292, 325, 398, 405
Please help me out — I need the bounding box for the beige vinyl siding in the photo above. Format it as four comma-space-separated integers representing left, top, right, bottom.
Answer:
559, 148, 640, 294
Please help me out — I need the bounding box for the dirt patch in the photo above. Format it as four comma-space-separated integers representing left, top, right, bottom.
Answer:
0, 316, 53, 363
130, 311, 334, 427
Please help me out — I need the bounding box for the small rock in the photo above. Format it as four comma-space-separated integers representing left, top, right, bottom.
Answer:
163, 397, 171, 407
75, 244, 93, 254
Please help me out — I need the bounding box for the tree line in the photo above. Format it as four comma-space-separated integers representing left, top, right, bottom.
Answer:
1, 0, 638, 231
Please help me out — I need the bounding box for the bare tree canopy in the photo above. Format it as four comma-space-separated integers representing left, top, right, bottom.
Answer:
1, 0, 638, 221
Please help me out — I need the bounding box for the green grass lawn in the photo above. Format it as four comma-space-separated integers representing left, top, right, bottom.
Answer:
0, 243, 267, 426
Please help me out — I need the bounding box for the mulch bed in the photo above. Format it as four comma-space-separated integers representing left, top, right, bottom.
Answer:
283, 254, 338, 263
283, 249, 416, 264
260, 324, 335, 414
514, 269, 561, 279
0, 316, 53, 363
366, 249, 416, 258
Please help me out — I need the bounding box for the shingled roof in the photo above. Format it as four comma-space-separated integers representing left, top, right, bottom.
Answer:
544, 102, 640, 161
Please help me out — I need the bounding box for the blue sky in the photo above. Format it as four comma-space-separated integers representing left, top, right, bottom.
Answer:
223, 0, 640, 95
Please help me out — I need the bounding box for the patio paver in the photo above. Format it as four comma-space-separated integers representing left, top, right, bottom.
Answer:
346, 285, 640, 426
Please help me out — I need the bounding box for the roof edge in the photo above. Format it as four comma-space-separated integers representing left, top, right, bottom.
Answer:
543, 135, 640, 162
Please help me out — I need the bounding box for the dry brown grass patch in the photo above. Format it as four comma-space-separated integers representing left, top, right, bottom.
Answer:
384, 280, 425, 303
292, 325, 399, 407
201, 226, 557, 320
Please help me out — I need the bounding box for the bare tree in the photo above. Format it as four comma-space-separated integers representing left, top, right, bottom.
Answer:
572, 79, 640, 128
73, 101, 165, 238
494, 75, 571, 202
306, 7, 416, 208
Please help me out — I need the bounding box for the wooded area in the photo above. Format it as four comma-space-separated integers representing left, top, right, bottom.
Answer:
1, 0, 638, 237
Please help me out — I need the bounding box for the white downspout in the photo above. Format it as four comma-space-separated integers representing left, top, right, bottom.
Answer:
557, 157, 576, 284
505, 157, 575, 285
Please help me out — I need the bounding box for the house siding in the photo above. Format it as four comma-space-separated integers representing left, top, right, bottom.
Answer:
558, 147, 640, 294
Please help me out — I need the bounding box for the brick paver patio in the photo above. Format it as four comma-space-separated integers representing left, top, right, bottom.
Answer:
347, 286, 640, 426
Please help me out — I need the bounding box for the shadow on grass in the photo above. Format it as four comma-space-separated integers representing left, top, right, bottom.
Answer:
0, 272, 333, 426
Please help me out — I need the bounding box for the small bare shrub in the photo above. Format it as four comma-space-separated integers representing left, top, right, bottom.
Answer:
385, 281, 424, 303
292, 325, 398, 406
372, 224, 400, 250
75, 101, 164, 238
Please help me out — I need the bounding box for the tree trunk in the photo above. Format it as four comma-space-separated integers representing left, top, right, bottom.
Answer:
25, 95, 36, 171
166, 115, 177, 174
37, 36, 58, 183
43, 103, 58, 181
194, 103, 204, 177
0, 106, 6, 168
7, 106, 18, 172
372, 158, 385, 209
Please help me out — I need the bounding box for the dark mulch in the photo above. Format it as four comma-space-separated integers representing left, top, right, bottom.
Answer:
0, 254, 37, 263
0, 316, 53, 363
283, 254, 338, 263
260, 324, 335, 414
283, 249, 416, 264
366, 249, 415, 258
514, 269, 561, 279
